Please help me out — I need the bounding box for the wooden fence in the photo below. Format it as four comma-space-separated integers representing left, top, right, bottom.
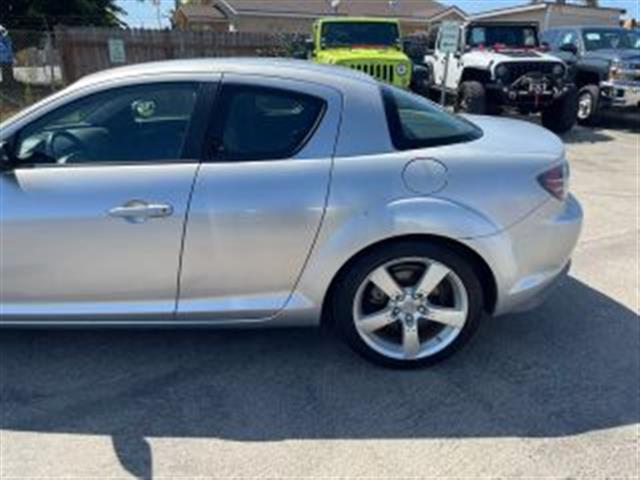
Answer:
55, 27, 305, 84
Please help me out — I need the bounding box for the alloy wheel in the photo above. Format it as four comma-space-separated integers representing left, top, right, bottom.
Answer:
577, 92, 593, 120
352, 257, 469, 361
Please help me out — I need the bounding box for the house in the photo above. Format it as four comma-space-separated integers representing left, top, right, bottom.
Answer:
470, 1, 626, 31
172, 0, 467, 34
172, 4, 231, 32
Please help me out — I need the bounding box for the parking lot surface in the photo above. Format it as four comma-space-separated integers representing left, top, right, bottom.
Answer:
1, 113, 638, 479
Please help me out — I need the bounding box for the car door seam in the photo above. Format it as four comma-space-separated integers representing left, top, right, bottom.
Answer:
273, 90, 346, 318
173, 162, 203, 317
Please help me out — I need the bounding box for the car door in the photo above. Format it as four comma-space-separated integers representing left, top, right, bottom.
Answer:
178, 74, 342, 321
433, 27, 463, 90
0, 79, 213, 322
445, 28, 465, 92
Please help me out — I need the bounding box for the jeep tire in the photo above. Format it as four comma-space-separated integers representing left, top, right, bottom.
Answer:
457, 81, 486, 114
541, 86, 579, 134
576, 84, 601, 126
410, 65, 432, 97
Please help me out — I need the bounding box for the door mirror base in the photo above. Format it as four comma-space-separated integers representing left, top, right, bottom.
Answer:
559, 43, 578, 56
0, 140, 16, 171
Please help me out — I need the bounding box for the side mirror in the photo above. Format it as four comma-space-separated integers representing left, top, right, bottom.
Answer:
559, 43, 578, 55
0, 141, 15, 171
290, 37, 313, 60
294, 37, 315, 60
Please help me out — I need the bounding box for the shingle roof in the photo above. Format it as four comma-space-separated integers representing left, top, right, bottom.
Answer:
219, 0, 455, 20
177, 4, 228, 21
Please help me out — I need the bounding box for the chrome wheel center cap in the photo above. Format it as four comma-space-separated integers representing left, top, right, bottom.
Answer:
398, 297, 418, 315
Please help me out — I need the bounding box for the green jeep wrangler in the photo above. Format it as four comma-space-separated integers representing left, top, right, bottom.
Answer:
309, 17, 412, 89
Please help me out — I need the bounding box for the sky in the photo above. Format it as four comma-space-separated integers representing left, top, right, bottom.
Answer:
117, 0, 639, 28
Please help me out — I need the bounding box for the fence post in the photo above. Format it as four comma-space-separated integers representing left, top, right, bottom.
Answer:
45, 30, 56, 92
55, 26, 74, 85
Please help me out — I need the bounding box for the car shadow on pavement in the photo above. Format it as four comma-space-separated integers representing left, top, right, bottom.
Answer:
561, 111, 639, 144
1, 276, 638, 479
507, 109, 639, 144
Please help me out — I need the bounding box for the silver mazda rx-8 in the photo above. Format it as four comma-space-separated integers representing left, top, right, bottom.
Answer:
0, 59, 582, 367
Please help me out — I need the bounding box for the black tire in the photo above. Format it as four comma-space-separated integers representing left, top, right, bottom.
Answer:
332, 240, 484, 369
576, 84, 601, 126
457, 81, 487, 114
541, 86, 579, 134
410, 65, 432, 97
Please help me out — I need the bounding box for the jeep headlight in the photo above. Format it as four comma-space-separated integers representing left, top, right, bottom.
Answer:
495, 64, 509, 80
396, 63, 409, 76
552, 63, 566, 78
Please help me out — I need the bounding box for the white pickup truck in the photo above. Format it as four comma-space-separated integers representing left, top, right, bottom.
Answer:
424, 22, 578, 133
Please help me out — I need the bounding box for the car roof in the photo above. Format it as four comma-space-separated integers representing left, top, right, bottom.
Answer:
315, 16, 400, 24
467, 21, 539, 26
72, 57, 378, 91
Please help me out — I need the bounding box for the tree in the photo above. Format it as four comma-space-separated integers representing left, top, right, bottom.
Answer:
0, 1, 140, 88
0, 0, 127, 30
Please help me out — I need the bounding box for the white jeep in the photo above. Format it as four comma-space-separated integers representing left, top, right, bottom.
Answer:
424, 22, 578, 134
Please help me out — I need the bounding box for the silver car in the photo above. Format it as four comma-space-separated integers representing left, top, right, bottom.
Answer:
0, 59, 582, 367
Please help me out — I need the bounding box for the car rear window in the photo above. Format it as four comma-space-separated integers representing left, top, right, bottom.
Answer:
216, 85, 327, 162
381, 86, 482, 151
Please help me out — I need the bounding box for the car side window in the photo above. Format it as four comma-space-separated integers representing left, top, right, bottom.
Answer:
470, 27, 486, 47
382, 85, 482, 150
560, 30, 579, 49
213, 84, 327, 162
15, 82, 200, 166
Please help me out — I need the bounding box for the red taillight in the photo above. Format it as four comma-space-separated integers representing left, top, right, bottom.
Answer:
538, 164, 569, 200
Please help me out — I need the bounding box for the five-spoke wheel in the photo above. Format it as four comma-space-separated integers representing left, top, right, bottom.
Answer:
334, 241, 483, 368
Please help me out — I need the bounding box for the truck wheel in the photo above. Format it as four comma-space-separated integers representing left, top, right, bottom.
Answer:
457, 81, 486, 114
577, 85, 601, 126
541, 86, 579, 134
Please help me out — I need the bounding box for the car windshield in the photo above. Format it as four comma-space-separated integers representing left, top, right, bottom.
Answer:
582, 29, 640, 51
321, 22, 399, 48
467, 25, 539, 48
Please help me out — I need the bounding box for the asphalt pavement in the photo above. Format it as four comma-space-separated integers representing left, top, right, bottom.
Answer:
0, 112, 638, 479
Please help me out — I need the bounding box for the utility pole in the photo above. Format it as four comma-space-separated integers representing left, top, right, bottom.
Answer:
152, 0, 163, 28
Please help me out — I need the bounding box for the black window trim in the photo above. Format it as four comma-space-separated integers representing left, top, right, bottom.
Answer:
205, 82, 328, 163
8, 81, 210, 170
381, 85, 483, 151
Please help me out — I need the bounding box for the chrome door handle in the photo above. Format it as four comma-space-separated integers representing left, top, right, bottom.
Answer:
108, 200, 173, 223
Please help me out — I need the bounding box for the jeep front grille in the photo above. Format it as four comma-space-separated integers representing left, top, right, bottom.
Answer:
502, 62, 559, 84
344, 63, 395, 84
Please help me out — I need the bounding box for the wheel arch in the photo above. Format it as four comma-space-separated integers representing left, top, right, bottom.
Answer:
320, 234, 498, 327
575, 69, 601, 88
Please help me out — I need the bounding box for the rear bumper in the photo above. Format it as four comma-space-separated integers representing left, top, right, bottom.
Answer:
600, 80, 640, 108
467, 194, 583, 316
497, 261, 571, 315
